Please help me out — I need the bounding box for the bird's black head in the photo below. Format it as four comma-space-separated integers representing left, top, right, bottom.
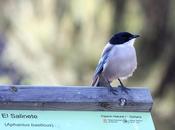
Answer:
109, 32, 140, 45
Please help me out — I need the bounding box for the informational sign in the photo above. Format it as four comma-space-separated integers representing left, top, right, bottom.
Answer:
0, 110, 155, 130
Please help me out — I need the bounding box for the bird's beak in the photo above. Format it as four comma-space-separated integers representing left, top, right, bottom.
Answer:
133, 34, 140, 38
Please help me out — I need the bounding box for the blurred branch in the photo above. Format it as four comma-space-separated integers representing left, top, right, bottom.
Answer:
0, 34, 25, 84
110, 0, 127, 32
154, 50, 175, 98
138, 0, 171, 70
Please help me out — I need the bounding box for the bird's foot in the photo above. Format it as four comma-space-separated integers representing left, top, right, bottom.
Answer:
108, 86, 118, 95
118, 85, 130, 94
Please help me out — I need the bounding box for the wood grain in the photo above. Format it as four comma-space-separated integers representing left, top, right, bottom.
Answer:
0, 85, 153, 112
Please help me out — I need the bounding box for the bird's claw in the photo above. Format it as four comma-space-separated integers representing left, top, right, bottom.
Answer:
108, 86, 118, 95
118, 85, 130, 94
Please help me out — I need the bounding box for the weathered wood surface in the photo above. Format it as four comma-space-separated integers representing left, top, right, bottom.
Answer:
0, 85, 153, 112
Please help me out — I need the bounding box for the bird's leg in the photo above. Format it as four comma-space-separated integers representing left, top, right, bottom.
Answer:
118, 78, 130, 94
102, 78, 118, 95
107, 81, 118, 95
99, 74, 118, 95
118, 78, 124, 87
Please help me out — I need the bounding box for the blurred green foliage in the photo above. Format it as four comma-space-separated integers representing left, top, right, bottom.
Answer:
0, 0, 175, 130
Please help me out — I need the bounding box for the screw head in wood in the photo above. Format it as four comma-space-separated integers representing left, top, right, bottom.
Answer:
119, 98, 127, 106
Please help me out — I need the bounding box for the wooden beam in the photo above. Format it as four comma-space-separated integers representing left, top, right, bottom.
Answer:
0, 85, 153, 112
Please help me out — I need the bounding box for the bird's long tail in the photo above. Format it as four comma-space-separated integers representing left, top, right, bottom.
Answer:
91, 74, 111, 87
91, 74, 119, 95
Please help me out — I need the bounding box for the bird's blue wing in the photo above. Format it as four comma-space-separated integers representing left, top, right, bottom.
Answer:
93, 54, 108, 77
93, 44, 113, 80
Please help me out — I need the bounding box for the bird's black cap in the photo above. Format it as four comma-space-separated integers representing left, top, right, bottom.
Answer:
109, 32, 140, 45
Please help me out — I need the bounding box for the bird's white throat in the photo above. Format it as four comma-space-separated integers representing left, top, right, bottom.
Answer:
124, 38, 136, 46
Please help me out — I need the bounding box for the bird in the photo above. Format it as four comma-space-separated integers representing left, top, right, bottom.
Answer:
91, 32, 140, 94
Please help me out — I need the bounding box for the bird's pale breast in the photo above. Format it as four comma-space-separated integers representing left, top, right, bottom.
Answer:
102, 44, 137, 81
